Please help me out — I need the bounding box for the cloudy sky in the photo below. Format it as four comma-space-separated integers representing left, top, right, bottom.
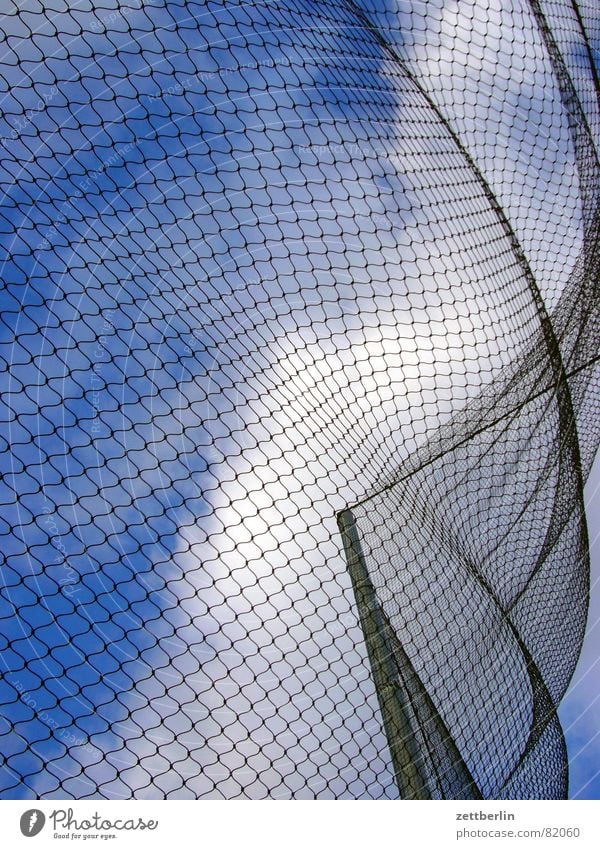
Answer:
0, 0, 598, 799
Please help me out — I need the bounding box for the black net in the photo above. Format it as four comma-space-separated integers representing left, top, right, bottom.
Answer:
0, 0, 598, 800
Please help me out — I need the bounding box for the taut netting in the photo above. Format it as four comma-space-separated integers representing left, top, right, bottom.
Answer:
0, 0, 598, 799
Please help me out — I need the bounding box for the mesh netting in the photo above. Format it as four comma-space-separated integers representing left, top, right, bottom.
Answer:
0, 0, 598, 799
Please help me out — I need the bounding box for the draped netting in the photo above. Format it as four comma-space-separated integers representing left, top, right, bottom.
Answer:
0, 0, 598, 799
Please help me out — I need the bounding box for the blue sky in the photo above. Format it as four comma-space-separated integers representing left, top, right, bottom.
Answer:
559, 458, 600, 799
0, 0, 598, 799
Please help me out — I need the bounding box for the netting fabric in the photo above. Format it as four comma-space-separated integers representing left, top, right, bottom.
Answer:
0, 0, 598, 799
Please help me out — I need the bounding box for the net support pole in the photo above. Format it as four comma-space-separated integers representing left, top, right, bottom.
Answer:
337, 508, 432, 800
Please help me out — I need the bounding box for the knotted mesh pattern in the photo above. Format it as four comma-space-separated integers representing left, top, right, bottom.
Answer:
0, 0, 598, 799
